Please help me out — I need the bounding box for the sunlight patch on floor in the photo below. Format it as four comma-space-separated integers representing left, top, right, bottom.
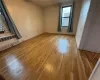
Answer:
5, 55, 24, 77
57, 38, 69, 54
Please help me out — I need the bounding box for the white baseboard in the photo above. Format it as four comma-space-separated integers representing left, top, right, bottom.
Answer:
89, 58, 100, 80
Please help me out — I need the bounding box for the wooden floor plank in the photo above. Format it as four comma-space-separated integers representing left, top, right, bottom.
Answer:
0, 33, 99, 80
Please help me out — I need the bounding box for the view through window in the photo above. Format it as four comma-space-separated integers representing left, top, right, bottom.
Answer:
0, 3, 8, 32
0, 8, 3, 32
61, 6, 72, 27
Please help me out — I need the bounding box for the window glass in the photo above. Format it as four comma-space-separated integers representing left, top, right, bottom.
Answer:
62, 18, 69, 26
0, 7, 8, 32
0, 8, 3, 31
62, 7, 71, 17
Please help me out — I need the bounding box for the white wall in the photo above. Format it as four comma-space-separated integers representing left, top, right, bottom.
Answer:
44, 5, 62, 33
4, 0, 44, 41
78, 0, 100, 52
44, 0, 82, 35
76, 0, 91, 48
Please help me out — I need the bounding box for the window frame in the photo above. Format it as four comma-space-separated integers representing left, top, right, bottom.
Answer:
61, 5, 72, 27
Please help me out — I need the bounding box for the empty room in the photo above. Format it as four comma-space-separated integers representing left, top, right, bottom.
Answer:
0, 0, 100, 80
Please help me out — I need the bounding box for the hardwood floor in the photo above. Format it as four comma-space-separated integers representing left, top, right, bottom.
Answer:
0, 33, 99, 80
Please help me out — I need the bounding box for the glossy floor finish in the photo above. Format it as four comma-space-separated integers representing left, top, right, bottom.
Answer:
0, 33, 99, 80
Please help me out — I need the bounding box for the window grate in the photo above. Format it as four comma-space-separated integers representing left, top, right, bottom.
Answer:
0, 35, 15, 42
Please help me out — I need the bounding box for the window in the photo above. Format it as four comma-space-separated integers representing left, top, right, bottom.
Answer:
0, 2, 8, 33
61, 6, 72, 27
0, 8, 4, 32
0, 0, 21, 39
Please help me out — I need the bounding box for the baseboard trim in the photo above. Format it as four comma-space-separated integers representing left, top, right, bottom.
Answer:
89, 58, 100, 80
44, 32, 75, 36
